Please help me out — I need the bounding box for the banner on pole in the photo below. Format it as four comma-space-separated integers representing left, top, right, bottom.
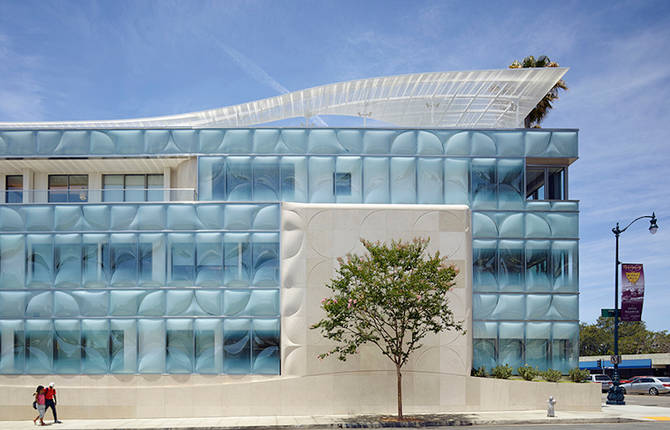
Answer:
621, 263, 644, 321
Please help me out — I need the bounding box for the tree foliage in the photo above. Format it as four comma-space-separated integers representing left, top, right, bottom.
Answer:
310, 238, 465, 418
509, 55, 568, 128
580, 317, 670, 356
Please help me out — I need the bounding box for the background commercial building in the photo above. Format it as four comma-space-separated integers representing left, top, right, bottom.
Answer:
0, 69, 592, 418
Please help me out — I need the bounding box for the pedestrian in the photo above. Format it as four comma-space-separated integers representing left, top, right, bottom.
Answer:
45, 382, 62, 424
33, 385, 46, 426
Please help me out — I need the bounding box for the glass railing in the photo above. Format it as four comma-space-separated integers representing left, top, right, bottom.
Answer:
2, 188, 197, 204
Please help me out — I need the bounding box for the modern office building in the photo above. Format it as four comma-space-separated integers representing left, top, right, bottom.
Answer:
0, 68, 585, 418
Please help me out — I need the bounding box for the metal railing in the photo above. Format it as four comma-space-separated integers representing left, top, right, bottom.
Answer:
3, 188, 197, 204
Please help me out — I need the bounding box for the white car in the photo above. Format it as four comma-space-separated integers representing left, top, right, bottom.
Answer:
621, 377, 670, 395
590, 374, 613, 392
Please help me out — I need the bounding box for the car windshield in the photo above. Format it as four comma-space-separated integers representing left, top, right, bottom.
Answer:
657, 377, 670, 382
595, 375, 610, 380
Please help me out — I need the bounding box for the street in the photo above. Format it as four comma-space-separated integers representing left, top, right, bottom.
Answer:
604, 393, 670, 407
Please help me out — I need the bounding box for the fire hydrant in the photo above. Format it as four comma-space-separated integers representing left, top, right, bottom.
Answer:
547, 396, 556, 417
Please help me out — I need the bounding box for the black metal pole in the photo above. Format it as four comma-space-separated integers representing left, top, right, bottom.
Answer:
606, 227, 624, 405
604, 213, 657, 405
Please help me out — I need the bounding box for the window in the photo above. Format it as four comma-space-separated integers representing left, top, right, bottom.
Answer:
103, 174, 163, 202
49, 175, 88, 202
5, 175, 22, 203
333, 172, 351, 196
526, 166, 567, 200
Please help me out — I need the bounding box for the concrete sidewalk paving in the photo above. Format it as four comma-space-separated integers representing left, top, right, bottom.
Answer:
2, 404, 669, 429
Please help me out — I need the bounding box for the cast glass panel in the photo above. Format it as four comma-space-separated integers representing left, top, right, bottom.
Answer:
110, 319, 136, 373
82, 234, 109, 288
417, 158, 443, 204
25, 320, 52, 374
363, 157, 389, 203
253, 157, 280, 201
138, 319, 165, 373
27, 235, 53, 288
226, 157, 252, 201
471, 159, 496, 209
0, 320, 24, 374
195, 319, 221, 374
53, 319, 80, 373
498, 322, 523, 370
54, 234, 82, 288
81, 319, 109, 373
166, 319, 194, 373
196, 233, 223, 287
223, 319, 251, 374
252, 319, 280, 374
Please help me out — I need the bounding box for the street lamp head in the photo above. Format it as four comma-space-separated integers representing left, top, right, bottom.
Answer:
649, 212, 659, 235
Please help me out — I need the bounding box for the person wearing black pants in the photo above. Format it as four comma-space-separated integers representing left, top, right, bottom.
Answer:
45, 382, 62, 424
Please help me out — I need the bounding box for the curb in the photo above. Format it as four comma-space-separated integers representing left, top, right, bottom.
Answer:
64, 416, 646, 430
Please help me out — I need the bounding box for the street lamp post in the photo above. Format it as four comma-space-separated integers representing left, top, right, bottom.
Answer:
606, 212, 659, 405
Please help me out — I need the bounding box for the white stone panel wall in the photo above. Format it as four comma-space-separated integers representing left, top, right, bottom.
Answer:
280, 203, 473, 382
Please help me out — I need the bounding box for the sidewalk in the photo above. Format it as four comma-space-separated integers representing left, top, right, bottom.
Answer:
2, 404, 669, 429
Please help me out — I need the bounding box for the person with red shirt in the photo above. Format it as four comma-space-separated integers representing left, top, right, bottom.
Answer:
44, 382, 62, 424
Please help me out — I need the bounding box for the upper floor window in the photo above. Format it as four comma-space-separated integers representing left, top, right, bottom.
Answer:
49, 175, 88, 203
103, 174, 163, 202
526, 166, 567, 200
333, 172, 352, 196
5, 175, 23, 203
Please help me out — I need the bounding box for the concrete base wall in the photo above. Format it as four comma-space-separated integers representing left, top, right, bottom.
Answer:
0, 374, 600, 420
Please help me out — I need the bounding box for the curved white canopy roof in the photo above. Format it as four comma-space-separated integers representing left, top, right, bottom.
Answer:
0, 68, 567, 129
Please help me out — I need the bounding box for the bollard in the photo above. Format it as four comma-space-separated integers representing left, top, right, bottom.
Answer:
547, 396, 556, 417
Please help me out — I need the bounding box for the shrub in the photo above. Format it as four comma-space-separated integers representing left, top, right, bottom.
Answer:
472, 366, 488, 377
542, 368, 562, 382
568, 367, 590, 383
491, 364, 513, 379
517, 364, 539, 381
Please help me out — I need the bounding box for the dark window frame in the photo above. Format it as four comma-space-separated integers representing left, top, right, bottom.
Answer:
525, 165, 569, 201
333, 172, 352, 196
48, 174, 89, 203
5, 175, 23, 203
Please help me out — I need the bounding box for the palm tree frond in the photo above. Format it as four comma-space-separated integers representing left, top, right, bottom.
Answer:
510, 55, 568, 127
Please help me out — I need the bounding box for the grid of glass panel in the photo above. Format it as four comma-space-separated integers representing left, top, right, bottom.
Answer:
0, 203, 280, 374
0, 129, 578, 158
0, 128, 579, 375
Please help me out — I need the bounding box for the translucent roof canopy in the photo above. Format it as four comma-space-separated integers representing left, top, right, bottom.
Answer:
0, 68, 567, 129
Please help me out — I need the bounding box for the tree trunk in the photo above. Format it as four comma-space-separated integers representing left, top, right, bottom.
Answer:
396, 364, 403, 418
524, 115, 531, 128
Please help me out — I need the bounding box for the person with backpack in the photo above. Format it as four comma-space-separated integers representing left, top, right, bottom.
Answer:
45, 382, 62, 424
33, 385, 46, 426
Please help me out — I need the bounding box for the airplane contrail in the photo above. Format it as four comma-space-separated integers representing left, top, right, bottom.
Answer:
217, 42, 328, 126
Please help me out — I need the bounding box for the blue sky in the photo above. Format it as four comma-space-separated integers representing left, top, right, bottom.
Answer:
1, 0, 669, 330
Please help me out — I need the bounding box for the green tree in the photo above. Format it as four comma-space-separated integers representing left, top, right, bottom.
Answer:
509, 55, 568, 128
580, 317, 670, 355
311, 238, 464, 419
579, 321, 611, 356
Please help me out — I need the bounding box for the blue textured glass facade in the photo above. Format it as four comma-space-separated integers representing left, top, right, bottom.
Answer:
0, 128, 578, 374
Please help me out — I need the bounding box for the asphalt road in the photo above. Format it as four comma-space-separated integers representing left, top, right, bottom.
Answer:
603, 392, 670, 407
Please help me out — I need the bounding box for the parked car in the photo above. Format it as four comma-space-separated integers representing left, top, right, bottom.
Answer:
590, 374, 613, 392
620, 377, 670, 395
